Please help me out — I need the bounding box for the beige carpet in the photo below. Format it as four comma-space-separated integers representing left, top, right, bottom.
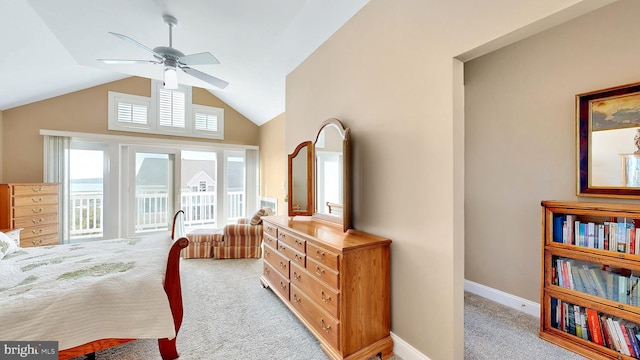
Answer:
72, 258, 396, 360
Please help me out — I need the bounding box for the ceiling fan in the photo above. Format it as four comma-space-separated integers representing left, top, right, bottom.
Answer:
98, 15, 228, 90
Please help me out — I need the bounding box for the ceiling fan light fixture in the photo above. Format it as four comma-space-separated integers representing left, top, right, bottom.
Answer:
164, 66, 178, 89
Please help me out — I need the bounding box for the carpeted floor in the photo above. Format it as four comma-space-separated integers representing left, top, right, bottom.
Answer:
464, 291, 586, 359
73, 258, 396, 360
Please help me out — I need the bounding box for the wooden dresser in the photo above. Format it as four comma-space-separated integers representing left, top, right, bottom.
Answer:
260, 216, 393, 360
0, 183, 60, 247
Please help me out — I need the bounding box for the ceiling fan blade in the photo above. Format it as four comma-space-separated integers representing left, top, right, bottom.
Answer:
181, 67, 228, 89
98, 59, 162, 65
109, 32, 164, 60
179, 52, 220, 65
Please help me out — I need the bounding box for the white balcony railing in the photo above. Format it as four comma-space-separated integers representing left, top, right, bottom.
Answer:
69, 190, 244, 238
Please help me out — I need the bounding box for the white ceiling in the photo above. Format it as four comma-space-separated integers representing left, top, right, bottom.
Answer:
0, 0, 369, 125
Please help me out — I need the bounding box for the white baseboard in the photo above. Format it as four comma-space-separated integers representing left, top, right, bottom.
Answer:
391, 332, 430, 360
464, 279, 540, 318
390, 281, 537, 360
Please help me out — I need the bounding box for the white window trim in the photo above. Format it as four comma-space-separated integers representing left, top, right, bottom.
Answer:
108, 92, 152, 132
192, 104, 224, 140
107, 81, 225, 140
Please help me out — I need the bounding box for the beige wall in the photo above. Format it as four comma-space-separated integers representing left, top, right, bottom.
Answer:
285, 0, 609, 358
258, 112, 287, 215
465, 0, 640, 304
2, 76, 258, 183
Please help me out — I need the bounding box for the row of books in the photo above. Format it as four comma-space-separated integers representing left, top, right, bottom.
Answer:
554, 257, 640, 306
552, 215, 639, 254
552, 298, 640, 358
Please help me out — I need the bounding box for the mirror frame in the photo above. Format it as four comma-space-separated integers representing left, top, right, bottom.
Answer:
312, 118, 351, 231
288, 141, 313, 216
578, 81, 640, 198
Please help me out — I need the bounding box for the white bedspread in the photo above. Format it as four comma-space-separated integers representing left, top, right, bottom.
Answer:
0, 233, 176, 350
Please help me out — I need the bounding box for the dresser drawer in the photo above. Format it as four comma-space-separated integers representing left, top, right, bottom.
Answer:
291, 284, 339, 349
277, 229, 306, 254
276, 240, 306, 267
264, 243, 290, 279
13, 214, 59, 228
14, 194, 58, 207
21, 224, 59, 240
13, 184, 59, 196
291, 262, 339, 319
264, 262, 289, 300
22, 234, 59, 247
263, 223, 278, 238
14, 204, 58, 218
307, 258, 340, 289
263, 232, 277, 249
307, 242, 339, 272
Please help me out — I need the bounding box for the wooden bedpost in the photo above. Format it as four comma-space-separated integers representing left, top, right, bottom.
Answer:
158, 210, 189, 360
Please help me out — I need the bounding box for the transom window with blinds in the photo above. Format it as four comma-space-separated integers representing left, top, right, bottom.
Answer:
108, 80, 224, 140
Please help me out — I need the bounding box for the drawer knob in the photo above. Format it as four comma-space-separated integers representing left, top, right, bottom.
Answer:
264, 267, 270, 275
32, 229, 43, 235
31, 239, 43, 245
321, 319, 331, 333
315, 265, 325, 276
294, 254, 301, 262
32, 208, 43, 214
32, 218, 44, 224
278, 245, 286, 252
315, 249, 325, 258
293, 294, 301, 304
32, 186, 44, 192
32, 197, 43, 203
293, 272, 301, 281
265, 250, 270, 257
279, 281, 287, 290
280, 261, 287, 270
321, 291, 331, 304
295, 239, 302, 247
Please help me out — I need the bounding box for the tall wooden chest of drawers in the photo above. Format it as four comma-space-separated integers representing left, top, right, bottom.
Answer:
260, 216, 393, 360
0, 183, 60, 247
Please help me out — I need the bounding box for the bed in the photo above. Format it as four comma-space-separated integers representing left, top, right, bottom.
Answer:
0, 210, 189, 360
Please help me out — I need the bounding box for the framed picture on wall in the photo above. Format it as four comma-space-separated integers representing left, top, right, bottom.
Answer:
577, 81, 640, 198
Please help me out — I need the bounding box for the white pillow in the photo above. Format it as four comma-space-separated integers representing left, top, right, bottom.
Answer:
0, 231, 19, 259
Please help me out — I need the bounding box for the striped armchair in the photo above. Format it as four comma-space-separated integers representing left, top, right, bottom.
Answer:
213, 218, 264, 259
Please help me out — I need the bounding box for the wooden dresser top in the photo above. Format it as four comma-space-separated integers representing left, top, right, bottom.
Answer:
262, 215, 391, 253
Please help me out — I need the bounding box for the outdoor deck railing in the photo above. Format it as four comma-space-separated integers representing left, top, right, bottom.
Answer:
70, 190, 244, 238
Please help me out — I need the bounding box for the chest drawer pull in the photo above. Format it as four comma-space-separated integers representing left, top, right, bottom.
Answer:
315, 249, 325, 258
31, 239, 43, 246
321, 319, 332, 333
321, 291, 332, 304
293, 271, 301, 281
279, 281, 287, 290
315, 265, 325, 276
280, 261, 288, 270
32, 208, 43, 214
264, 266, 271, 275
264, 249, 271, 257
32, 218, 44, 224
31, 197, 43, 203
294, 254, 302, 262
32, 229, 43, 235
293, 294, 301, 304
294, 239, 303, 248
278, 245, 286, 252
31, 186, 44, 192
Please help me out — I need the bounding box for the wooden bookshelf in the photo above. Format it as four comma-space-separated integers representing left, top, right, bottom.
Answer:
540, 200, 640, 359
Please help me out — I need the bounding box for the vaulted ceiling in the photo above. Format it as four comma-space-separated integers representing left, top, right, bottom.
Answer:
1, 0, 369, 125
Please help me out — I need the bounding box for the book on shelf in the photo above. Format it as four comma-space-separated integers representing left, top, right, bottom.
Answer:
586, 308, 604, 346
624, 321, 640, 358
614, 319, 633, 357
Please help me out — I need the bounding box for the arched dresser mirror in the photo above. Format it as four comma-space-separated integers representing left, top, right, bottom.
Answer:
287, 141, 313, 216
312, 118, 351, 231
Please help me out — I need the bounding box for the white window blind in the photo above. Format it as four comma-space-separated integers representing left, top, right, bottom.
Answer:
195, 113, 218, 131
117, 102, 148, 124
159, 88, 186, 128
